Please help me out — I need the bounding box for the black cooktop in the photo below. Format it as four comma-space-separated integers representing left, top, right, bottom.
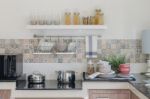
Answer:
16, 80, 82, 90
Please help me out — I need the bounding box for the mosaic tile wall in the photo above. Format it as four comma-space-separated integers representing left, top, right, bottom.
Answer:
0, 39, 146, 63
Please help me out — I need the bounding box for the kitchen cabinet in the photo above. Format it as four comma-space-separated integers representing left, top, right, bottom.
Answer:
0, 90, 11, 99
131, 92, 140, 99
89, 89, 131, 99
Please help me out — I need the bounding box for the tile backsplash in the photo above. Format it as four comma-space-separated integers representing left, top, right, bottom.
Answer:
0, 39, 146, 63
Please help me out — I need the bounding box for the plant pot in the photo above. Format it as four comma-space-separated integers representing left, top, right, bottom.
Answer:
119, 64, 130, 74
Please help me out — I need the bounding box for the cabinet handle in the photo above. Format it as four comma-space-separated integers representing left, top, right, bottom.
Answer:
96, 98, 109, 99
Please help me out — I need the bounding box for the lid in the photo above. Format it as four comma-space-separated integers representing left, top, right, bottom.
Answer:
95, 9, 101, 12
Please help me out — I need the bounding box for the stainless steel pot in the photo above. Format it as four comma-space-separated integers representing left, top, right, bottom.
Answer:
28, 71, 45, 84
64, 71, 76, 83
56, 70, 76, 84
56, 71, 64, 83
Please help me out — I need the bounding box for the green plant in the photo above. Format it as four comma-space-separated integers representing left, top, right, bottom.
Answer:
104, 54, 126, 72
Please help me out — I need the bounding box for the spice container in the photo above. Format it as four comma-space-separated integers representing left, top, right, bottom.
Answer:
89, 16, 95, 25
82, 17, 89, 25
64, 12, 71, 25
95, 9, 104, 25
87, 60, 95, 75
73, 12, 80, 25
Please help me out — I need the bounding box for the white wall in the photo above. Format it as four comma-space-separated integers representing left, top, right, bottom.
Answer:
0, 0, 149, 77
0, 0, 150, 39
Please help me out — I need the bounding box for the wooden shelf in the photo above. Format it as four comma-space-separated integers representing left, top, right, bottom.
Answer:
33, 52, 76, 55
26, 25, 107, 30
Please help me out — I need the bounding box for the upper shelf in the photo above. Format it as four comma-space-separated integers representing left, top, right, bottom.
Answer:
26, 25, 107, 30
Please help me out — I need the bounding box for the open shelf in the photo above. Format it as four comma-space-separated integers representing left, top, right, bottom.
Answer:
26, 25, 107, 30
33, 52, 76, 55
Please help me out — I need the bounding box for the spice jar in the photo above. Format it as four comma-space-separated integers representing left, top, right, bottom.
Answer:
87, 60, 95, 75
95, 9, 104, 25
89, 16, 95, 25
73, 12, 80, 25
82, 17, 89, 25
64, 12, 71, 25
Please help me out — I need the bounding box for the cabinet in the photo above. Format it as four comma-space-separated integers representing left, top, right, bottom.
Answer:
89, 89, 141, 99
89, 89, 131, 99
131, 92, 140, 99
0, 90, 11, 99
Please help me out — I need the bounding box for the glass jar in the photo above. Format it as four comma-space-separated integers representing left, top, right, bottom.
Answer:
73, 12, 80, 25
95, 9, 104, 25
89, 16, 95, 25
87, 60, 95, 75
82, 17, 89, 25
64, 12, 71, 25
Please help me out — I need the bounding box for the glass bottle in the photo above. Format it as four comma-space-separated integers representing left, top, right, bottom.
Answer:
87, 60, 95, 75
73, 12, 80, 25
95, 9, 104, 25
64, 12, 71, 25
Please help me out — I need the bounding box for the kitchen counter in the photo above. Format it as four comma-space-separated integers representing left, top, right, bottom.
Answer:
129, 74, 150, 99
16, 80, 82, 90
83, 73, 150, 99
0, 73, 149, 99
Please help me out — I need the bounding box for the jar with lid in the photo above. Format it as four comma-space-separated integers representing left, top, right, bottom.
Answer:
64, 12, 71, 25
73, 12, 80, 25
95, 9, 104, 25
82, 17, 89, 25
87, 60, 95, 75
89, 16, 95, 25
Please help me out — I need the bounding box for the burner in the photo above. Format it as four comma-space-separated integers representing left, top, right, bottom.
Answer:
57, 82, 75, 89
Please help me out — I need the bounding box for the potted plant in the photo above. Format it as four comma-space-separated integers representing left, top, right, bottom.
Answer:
104, 54, 126, 73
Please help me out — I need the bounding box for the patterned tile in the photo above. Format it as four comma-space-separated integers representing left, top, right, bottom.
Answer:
0, 39, 147, 63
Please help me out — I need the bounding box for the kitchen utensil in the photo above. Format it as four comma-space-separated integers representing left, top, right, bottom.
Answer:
64, 70, 76, 83
28, 71, 45, 84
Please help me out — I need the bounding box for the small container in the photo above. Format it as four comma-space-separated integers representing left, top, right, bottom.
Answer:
64, 12, 71, 25
95, 9, 104, 25
89, 16, 95, 25
87, 60, 95, 75
82, 17, 89, 25
73, 12, 80, 25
